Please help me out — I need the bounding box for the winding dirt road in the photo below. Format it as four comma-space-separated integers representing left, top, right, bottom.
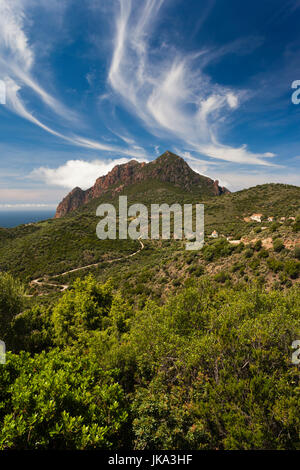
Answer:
28, 239, 145, 296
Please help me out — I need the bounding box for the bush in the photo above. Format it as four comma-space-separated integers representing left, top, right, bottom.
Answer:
244, 248, 254, 258
0, 273, 25, 344
267, 258, 284, 273
231, 262, 242, 273
0, 350, 128, 449
254, 240, 262, 251
202, 246, 214, 262
235, 242, 245, 253
126, 284, 300, 450
1, 274, 300, 450
258, 249, 269, 259
52, 276, 113, 345
202, 239, 234, 262
270, 222, 279, 232
292, 216, 300, 232
10, 305, 53, 354
284, 260, 300, 279
214, 271, 230, 283
249, 257, 260, 270
188, 265, 205, 277
293, 247, 300, 260
273, 239, 285, 253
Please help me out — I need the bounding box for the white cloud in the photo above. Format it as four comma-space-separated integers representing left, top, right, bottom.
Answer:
31, 157, 149, 189
66, 135, 148, 158
198, 143, 276, 166
0, 0, 77, 122
0, 0, 33, 70
108, 0, 275, 166
226, 92, 239, 109
0, 0, 147, 157
3, 71, 147, 158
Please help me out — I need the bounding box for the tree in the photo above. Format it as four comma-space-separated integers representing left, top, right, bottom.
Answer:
52, 275, 113, 345
0, 273, 25, 344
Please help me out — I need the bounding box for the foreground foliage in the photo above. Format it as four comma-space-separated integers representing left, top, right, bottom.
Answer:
0, 274, 299, 449
0, 350, 128, 449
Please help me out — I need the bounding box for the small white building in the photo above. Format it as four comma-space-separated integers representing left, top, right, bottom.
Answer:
250, 213, 263, 223
267, 216, 274, 222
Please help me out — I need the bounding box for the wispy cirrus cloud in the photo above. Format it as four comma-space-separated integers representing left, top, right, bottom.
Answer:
0, 0, 76, 122
108, 0, 275, 166
0, 0, 146, 157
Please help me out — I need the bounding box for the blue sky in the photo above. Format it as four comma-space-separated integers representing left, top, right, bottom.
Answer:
0, 0, 300, 207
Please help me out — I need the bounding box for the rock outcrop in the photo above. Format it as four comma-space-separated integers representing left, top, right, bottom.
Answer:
55, 151, 230, 218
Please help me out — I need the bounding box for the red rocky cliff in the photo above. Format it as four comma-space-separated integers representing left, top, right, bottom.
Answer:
55, 151, 230, 218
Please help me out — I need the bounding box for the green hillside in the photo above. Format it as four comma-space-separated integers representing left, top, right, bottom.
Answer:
0, 181, 299, 289
0, 176, 299, 450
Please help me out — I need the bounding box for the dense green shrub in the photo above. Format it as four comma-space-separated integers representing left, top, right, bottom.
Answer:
267, 258, 284, 273
188, 265, 205, 277
273, 239, 285, 253
1, 274, 300, 450
0, 350, 128, 449
292, 216, 300, 232
254, 240, 262, 251
123, 284, 300, 450
258, 249, 269, 259
10, 305, 53, 353
270, 222, 279, 232
214, 271, 231, 283
294, 247, 300, 260
234, 242, 245, 253
202, 239, 234, 262
249, 257, 260, 270
231, 262, 243, 273
202, 246, 214, 261
284, 260, 300, 279
52, 276, 113, 345
244, 248, 254, 258
0, 273, 25, 343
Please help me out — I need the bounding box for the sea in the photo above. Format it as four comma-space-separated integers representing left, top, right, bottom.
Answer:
0, 210, 55, 228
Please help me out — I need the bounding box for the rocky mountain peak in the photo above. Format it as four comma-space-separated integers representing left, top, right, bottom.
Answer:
54, 152, 230, 218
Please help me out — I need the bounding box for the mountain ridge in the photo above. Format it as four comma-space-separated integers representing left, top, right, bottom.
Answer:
55, 151, 230, 218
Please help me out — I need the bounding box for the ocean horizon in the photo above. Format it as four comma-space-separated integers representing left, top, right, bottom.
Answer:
0, 210, 56, 228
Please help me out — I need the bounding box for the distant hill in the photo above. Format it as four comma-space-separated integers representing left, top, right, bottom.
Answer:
0, 175, 299, 286
55, 151, 230, 218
